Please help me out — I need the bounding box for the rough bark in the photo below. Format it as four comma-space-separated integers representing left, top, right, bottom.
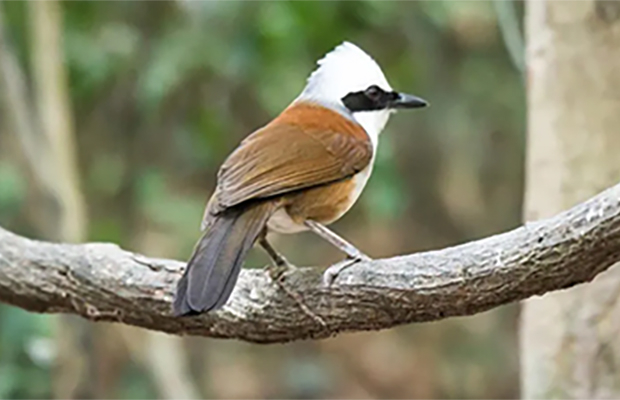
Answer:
1, 181, 620, 343
521, 1, 620, 398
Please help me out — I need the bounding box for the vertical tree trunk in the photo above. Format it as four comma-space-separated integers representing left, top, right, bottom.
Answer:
522, 1, 620, 398
28, 2, 92, 398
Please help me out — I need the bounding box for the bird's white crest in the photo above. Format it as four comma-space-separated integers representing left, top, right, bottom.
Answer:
295, 41, 394, 145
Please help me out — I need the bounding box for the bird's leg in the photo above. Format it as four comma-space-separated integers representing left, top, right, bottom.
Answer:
259, 236, 296, 280
304, 220, 371, 261
258, 235, 326, 327
304, 220, 372, 286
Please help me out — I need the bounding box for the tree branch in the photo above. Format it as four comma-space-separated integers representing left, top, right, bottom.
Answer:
1, 183, 619, 344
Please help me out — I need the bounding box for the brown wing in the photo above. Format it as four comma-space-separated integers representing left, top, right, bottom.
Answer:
205, 104, 373, 223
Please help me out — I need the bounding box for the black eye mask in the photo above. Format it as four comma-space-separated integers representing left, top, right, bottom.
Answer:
341, 85, 398, 112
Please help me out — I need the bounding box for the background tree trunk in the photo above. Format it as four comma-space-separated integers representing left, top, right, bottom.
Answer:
26, 3, 199, 398
28, 2, 92, 397
521, 1, 620, 398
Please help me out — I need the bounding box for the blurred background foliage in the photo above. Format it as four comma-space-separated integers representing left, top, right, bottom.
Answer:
0, 1, 525, 398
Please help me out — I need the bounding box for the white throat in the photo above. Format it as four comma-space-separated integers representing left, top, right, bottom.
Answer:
349, 110, 392, 148
294, 41, 394, 149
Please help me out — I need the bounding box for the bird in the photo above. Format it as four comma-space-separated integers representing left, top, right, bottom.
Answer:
173, 41, 428, 316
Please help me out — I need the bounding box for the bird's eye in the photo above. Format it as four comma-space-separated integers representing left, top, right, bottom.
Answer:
365, 85, 382, 101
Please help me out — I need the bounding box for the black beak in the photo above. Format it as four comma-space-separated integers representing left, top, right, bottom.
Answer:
390, 92, 429, 109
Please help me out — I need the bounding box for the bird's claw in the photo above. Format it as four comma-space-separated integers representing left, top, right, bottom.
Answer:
322, 255, 371, 287
265, 258, 297, 281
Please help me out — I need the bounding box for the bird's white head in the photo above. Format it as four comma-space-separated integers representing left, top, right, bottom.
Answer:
295, 41, 428, 144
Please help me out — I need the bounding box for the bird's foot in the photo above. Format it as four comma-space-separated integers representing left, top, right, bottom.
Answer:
264, 256, 297, 281
264, 259, 326, 327
322, 253, 372, 287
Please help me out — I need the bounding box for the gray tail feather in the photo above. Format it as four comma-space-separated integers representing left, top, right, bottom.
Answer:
172, 202, 275, 316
